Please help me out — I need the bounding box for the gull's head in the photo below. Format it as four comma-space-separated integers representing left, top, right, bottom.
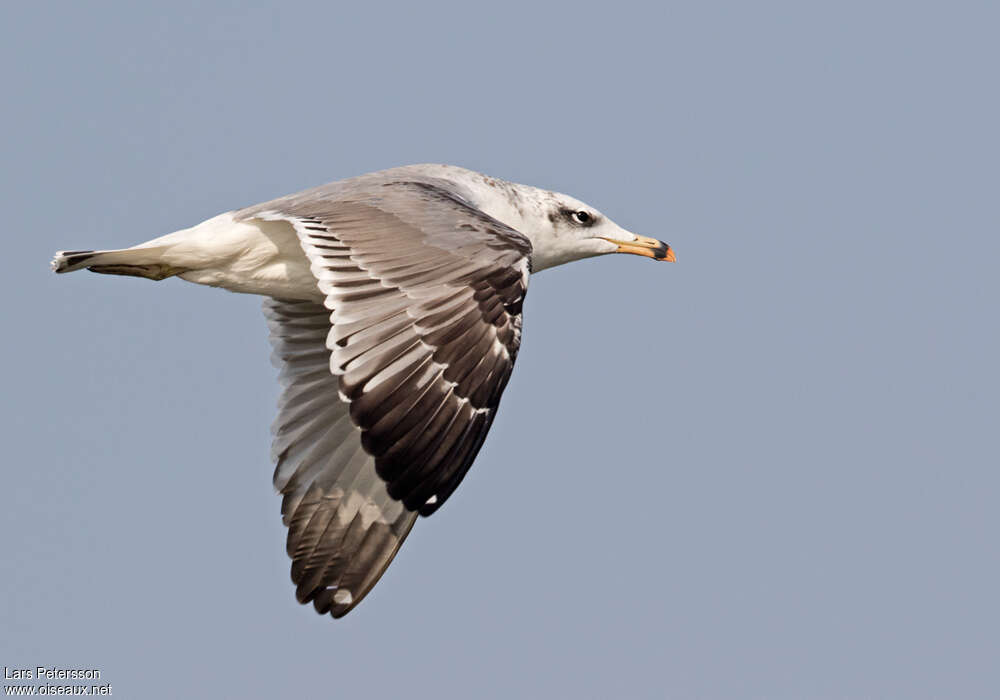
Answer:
400, 165, 675, 273
514, 190, 675, 272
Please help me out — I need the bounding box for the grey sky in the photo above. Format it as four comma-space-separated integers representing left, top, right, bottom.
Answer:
3, 1, 998, 698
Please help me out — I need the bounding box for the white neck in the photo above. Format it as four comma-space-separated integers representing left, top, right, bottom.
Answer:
443, 169, 599, 272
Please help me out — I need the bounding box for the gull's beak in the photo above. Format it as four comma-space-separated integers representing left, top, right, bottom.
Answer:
600, 234, 676, 262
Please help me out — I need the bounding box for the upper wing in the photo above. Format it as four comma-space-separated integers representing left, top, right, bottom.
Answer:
249, 179, 531, 617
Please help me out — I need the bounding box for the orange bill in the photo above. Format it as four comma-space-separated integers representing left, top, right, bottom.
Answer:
600, 234, 676, 262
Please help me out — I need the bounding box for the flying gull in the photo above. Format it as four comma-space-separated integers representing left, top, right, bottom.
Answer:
51, 164, 675, 618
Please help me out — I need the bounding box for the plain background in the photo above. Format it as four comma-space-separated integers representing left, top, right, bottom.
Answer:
2, 1, 998, 698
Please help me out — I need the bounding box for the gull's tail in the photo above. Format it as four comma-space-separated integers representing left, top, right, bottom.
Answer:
51, 246, 183, 281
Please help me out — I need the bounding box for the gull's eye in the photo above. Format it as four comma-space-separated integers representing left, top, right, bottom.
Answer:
571, 210, 592, 225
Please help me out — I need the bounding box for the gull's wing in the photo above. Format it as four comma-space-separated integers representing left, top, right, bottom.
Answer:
264, 298, 417, 617
248, 179, 531, 617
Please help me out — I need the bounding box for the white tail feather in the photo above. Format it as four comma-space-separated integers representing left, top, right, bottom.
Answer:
51, 246, 178, 279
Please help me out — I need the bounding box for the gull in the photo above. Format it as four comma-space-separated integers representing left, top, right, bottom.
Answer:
51, 164, 675, 618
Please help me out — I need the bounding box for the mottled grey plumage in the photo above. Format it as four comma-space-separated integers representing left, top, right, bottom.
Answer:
51, 164, 673, 619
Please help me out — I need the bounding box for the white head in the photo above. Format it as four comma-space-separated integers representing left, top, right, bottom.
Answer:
504, 187, 674, 272
424, 165, 675, 272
